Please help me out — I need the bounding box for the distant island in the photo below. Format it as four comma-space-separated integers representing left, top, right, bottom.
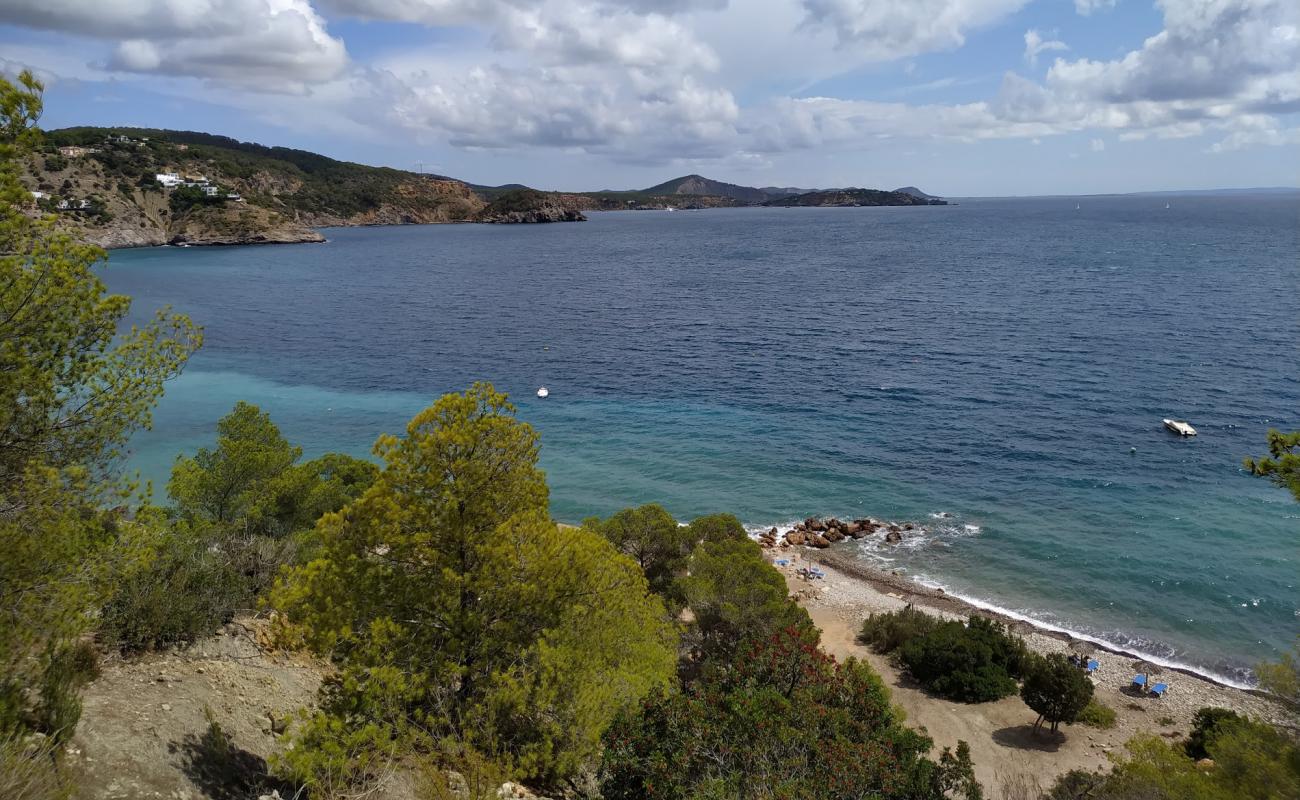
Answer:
21, 128, 946, 248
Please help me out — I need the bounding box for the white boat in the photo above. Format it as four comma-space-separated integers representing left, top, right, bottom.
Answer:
537, 387, 549, 398
1163, 418, 1196, 436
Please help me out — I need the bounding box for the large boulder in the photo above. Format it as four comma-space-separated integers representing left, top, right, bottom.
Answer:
885, 530, 903, 544
810, 534, 831, 548
786, 530, 807, 546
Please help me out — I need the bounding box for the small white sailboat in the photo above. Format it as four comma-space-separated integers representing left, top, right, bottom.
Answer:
1163, 418, 1196, 436
537, 387, 549, 399
1075, 203, 1081, 210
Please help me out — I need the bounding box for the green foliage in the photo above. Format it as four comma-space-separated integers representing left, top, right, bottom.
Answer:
169, 401, 302, 527
169, 184, 225, 212
1256, 636, 1299, 705
1, 71, 200, 745
858, 606, 942, 653
600, 626, 983, 800
686, 512, 749, 544
43, 153, 67, 172
1185, 707, 1241, 760
898, 616, 1028, 703
480, 188, 550, 215
1244, 429, 1300, 502
679, 537, 814, 668
1020, 653, 1094, 733
0, 732, 72, 800
272, 385, 677, 791
1076, 698, 1117, 729
587, 503, 693, 601
98, 519, 245, 652
1054, 721, 1300, 800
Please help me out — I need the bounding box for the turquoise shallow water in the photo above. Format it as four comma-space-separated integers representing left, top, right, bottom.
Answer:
107, 196, 1299, 686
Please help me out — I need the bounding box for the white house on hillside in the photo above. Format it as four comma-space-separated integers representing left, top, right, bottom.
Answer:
156, 172, 182, 188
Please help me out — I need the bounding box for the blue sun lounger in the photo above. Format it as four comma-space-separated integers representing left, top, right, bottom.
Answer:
1086, 659, 1099, 674
1131, 674, 1147, 690
1151, 682, 1168, 697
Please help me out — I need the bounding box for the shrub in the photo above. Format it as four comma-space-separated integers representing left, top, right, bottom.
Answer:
1185, 707, 1241, 760
1020, 653, 1094, 733
1077, 699, 1117, 729
859, 606, 942, 653
600, 626, 983, 800
0, 733, 71, 800
585, 503, 692, 601
99, 523, 245, 652
898, 616, 1028, 703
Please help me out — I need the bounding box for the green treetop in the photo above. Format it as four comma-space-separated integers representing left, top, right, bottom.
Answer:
272, 384, 677, 790
1244, 429, 1300, 502
0, 71, 200, 742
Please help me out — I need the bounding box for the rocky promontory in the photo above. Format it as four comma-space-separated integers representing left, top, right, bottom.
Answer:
757, 515, 919, 549
474, 188, 587, 223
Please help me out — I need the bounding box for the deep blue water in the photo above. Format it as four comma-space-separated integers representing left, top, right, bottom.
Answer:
105, 196, 1299, 686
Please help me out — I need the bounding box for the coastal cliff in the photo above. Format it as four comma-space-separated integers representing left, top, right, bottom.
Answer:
475, 188, 587, 223
22, 128, 583, 248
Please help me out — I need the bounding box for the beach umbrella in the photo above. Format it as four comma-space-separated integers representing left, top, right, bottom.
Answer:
1069, 640, 1097, 655
1132, 659, 1162, 675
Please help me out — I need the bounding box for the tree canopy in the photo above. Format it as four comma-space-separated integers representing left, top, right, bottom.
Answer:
601, 626, 982, 800
1244, 429, 1300, 502
1020, 653, 1093, 734
1, 71, 199, 742
586, 503, 694, 601
272, 385, 678, 789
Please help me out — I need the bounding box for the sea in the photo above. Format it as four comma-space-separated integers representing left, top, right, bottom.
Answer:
104, 194, 1300, 688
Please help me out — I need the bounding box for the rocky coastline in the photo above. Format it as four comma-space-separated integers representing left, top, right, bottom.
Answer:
756, 514, 917, 549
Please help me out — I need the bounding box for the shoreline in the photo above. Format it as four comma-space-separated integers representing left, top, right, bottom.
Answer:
771, 548, 1296, 792
803, 547, 1277, 695
773, 546, 1293, 724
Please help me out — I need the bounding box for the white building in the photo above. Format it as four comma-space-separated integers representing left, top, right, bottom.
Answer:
30, 190, 48, 200
156, 172, 182, 188
202, 185, 220, 197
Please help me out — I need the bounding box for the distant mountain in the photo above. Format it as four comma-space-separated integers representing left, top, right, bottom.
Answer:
893, 186, 939, 200
640, 174, 770, 204
764, 188, 948, 208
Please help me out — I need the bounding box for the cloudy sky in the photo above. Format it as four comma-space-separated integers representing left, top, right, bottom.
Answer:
2, 0, 1297, 195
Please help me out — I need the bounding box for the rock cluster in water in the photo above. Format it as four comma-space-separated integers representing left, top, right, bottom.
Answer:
758, 516, 919, 549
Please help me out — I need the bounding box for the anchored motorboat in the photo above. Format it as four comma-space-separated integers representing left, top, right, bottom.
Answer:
1163, 418, 1196, 436
537, 387, 549, 399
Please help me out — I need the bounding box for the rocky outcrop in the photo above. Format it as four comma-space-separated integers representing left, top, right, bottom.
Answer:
762, 516, 914, 550
474, 188, 587, 224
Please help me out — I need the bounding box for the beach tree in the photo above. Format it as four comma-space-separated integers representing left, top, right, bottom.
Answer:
1244, 429, 1300, 502
271, 385, 677, 790
1, 71, 200, 741
586, 502, 694, 601
1020, 653, 1093, 734
686, 511, 749, 544
601, 625, 983, 800
679, 536, 815, 669
1255, 636, 1299, 705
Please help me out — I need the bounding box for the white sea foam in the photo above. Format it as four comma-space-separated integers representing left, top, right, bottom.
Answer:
738, 512, 1257, 691
907, 575, 1258, 691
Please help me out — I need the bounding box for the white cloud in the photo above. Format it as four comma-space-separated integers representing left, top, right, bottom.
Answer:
798, 0, 1031, 60
0, 0, 347, 88
1074, 0, 1116, 15
1023, 29, 1067, 66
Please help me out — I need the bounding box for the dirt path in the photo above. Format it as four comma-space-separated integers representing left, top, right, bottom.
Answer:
67, 620, 325, 800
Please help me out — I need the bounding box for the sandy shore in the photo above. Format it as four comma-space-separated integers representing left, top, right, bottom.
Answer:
772, 547, 1295, 796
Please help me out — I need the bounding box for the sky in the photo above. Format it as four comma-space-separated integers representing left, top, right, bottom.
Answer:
2, 0, 1298, 195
